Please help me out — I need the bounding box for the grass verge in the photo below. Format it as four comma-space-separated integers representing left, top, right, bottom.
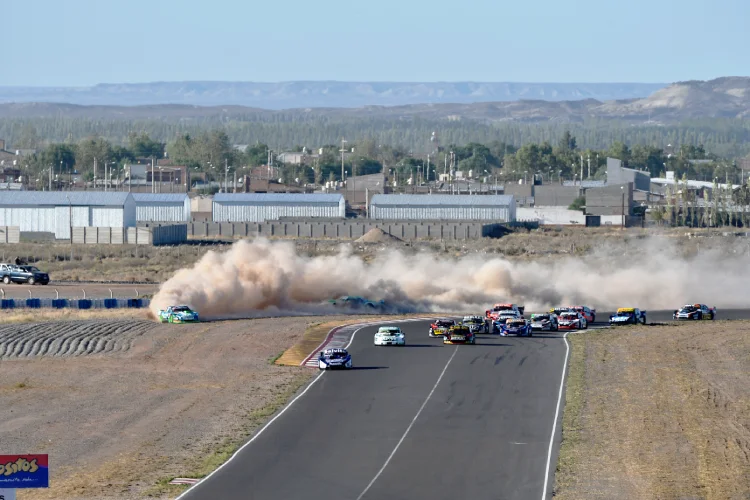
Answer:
146, 372, 314, 498
0, 308, 148, 324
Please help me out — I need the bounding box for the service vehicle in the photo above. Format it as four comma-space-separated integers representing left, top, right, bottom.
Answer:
429, 318, 456, 337
462, 315, 489, 334
609, 308, 647, 325
673, 304, 716, 320
500, 318, 533, 337
158, 305, 200, 323
374, 326, 406, 346
558, 311, 588, 330
486, 303, 525, 322
443, 324, 475, 344
530, 313, 559, 332
1, 264, 50, 285
318, 348, 353, 369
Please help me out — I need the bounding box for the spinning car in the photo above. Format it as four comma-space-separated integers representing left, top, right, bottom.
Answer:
531, 313, 559, 332
501, 318, 533, 337
429, 318, 456, 337
158, 305, 200, 323
462, 315, 488, 334
673, 304, 716, 320
374, 326, 406, 346
558, 311, 587, 330
328, 296, 386, 310
609, 308, 647, 325
443, 324, 476, 344
318, 348, 353, 370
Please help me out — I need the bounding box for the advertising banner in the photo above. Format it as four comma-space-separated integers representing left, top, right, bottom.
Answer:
0, 455, 48, 488
0, 488, 17, 500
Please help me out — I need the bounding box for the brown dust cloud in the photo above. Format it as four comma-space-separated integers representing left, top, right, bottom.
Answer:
150, 237, 750, 319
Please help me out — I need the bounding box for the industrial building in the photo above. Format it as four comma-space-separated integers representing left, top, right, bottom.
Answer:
0, 191, 136, 239
369, 194, 516, 222
212, 193, 346, 222
133, 193, 191, 222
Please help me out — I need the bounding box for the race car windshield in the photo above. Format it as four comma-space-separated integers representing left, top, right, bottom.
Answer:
561, 314, 577, 320
173, 307, 191, 312
326, 352, 346, 359
509, 320, 525, 326
533, 315, 549, 321
437, 321, 453, 326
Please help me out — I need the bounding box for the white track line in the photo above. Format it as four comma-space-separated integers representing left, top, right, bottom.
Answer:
175, 317, 430, 500
541, 331, 570, 500
357, 345, 458, 500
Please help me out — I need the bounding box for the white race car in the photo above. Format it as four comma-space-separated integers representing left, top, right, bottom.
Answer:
374, 326, 406, 346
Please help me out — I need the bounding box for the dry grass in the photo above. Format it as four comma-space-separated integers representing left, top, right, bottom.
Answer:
555, 322, 750, 500
0, 308, 148, 323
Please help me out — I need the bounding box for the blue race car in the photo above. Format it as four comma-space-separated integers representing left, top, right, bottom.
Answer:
318, 348, 353, 370
500, 318, 533, 337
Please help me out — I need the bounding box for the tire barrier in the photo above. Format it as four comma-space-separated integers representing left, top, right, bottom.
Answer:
0, 298, 150, 310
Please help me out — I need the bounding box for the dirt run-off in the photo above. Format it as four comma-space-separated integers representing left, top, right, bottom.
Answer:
555, 321, 750, 500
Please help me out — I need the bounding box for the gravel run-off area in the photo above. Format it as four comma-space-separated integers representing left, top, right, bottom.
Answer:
555, 321, 750, 500
0, 315, 360, 500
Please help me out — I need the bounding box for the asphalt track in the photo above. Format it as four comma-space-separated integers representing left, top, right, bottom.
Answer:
179, 319, 570, 500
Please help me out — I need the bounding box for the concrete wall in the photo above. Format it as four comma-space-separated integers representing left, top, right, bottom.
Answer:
70, 225, 187, 245
0, 226, 20, 243
184, 220, 506, 240
517, 207, 586, 225
533, 185, 580, 207
191, 196, 213, 213
586, 183, 634, 216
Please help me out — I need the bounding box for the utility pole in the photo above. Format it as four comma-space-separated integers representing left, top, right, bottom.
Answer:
580, 155, 584, 185
151, 157, 155, 193
224, 158, 228, 193
93, 157, 97, 191
49, 164, 53, 191
587, 155, 591, 179
426, 154, 430, 183
339, 139, 347, 186
128, 164, 132, 192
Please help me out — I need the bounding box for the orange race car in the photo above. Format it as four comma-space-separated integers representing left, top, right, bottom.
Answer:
568, 305, 596, 323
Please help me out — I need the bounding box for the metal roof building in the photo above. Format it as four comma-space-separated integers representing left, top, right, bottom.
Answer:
369, 194, 516, 222
212, 193, 346, 222
0, 191, 136, 239
133, 193, 191, 222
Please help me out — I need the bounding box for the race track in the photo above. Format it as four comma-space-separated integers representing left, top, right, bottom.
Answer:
178, 320, 569, 500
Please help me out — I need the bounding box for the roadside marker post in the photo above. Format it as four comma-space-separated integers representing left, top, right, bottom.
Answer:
0, 489, 16, 500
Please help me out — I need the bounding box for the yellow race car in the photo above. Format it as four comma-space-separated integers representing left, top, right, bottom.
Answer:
443, 324, 476, 345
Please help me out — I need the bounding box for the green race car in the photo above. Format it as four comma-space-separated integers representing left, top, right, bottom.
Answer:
158, 305, 200, 323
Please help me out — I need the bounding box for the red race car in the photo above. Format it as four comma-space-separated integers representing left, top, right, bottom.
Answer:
568, 305, 596, 323
429, 318, 455, 338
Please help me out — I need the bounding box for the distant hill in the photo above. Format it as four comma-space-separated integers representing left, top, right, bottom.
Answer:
0, 78, 747, 123
0, 81, 665, 109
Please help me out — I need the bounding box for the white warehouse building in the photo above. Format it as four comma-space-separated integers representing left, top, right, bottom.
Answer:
369, 194, 516, 222
212, 193, 346, 222
0, 192, 136, 239
133, 193, 191, 222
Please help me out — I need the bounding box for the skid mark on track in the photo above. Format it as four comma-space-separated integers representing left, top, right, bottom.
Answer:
0, 320, 156, 358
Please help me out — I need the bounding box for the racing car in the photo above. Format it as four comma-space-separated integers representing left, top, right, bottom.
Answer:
558, 311, 588, 330
318, 348, 353, 369
429, 318, 456, 337
530, 313, 559, 332
443, 324, 475, 344
157, 305, 200, 323
374, 326, 406, 346
500, 318, 533, 337
673, 304, 716, 320
609, 308, 647, 325
490, 310, 523, 333
486, 303, 525, 322
462, 315, 489, 334
328, 296, 386, 311
569, 306, 596, 323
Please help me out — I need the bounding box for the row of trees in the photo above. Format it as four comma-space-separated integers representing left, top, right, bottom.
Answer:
11, 128, 748, 189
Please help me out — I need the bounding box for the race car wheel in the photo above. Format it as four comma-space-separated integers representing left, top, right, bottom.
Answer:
695, 312, 702, 320
710, 312, 715, 320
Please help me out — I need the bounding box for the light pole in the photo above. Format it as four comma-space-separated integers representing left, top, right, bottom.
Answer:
621, 185, 626, 229
339, 139, 348, 186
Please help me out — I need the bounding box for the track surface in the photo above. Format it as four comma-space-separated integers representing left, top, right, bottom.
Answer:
180, 319, 569, 500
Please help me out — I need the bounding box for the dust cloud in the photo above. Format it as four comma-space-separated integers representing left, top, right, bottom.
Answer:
150, 237, 750, 319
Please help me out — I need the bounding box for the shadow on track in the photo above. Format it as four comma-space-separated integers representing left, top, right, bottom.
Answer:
400, 344, 441, 348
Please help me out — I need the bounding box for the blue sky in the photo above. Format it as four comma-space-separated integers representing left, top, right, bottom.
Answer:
6, 0, 749, 86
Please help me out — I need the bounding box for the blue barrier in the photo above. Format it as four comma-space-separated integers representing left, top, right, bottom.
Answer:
104, 298, 118, 309
127, 299, 143, 308
26, 298, 41, 309
77, 299, 92, 310
52, 299, 68, 309
1, 299, 15, 309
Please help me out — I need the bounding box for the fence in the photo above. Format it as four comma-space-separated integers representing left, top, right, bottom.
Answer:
70, 225, 187, 245
0, 226, 20, 243
0, 298, 150, 309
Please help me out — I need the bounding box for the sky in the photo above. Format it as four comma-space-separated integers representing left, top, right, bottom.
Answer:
5, 0, 749, 86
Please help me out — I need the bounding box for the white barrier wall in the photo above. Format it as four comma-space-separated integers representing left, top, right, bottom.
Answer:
516, 207, 585, 225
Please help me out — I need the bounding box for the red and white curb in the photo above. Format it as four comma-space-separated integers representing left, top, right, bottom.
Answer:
301, 317, 437, 368
170, 478, 200, 485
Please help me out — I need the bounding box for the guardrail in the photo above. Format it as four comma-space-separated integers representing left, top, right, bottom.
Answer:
0, 297, 150, 309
